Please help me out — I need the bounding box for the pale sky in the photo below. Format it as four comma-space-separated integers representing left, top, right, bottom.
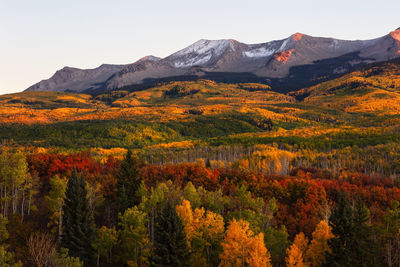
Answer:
0, 0, 399, 94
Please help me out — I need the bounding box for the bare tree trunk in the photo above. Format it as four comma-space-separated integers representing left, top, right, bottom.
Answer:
21, 188, 25, 222
12, 183, 16, 214
4, 187, 7, 217
58, 205, 63, 242
28, 190, 32, 216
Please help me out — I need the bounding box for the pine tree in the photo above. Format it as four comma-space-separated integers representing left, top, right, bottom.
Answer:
351, 198, 380, 266
117, 150, 143, 213
150, 202, 189, 267
324, 194, 378, 267
62, 169, 95, 266
324, 193, 354, 267
382, 200, 400, 267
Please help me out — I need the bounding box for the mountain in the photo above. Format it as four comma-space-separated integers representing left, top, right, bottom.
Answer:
25, 28, 400, 93
26, 64, 126, 92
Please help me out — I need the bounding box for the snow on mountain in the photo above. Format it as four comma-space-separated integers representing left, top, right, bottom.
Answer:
173, 39, 231, 56
24, 28, 400, 93
243, 47, 276, 58
168, 39, 234, 68
242, 33, 302, 59
173, 53, 213, 68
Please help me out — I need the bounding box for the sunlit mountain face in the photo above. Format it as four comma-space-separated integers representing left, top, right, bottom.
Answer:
25, 28, 400, 94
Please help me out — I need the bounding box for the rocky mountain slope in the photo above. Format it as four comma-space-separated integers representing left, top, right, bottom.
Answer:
26, 64, 126, 92
25, 28, 400, 93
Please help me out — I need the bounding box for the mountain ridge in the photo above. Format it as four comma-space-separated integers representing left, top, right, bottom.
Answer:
25, 28, 400, 93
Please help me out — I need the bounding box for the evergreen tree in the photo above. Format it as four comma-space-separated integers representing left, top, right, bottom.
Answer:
352, 198, 381, 265
62, 169, 95, 266
382, 200, 400, 267
150, 202, 189, 267
117, 150, 143, 213
324, 194, 378, 267
205, 158, 211, 168
324, 193, 353, 267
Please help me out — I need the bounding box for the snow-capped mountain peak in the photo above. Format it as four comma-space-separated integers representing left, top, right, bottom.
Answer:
25, 28, 400, 93
173, 39, 233, 56
168, 39, 237, 68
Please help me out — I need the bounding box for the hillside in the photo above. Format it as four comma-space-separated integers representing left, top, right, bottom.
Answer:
293, 58, 400, 114
2, 59, 400, 160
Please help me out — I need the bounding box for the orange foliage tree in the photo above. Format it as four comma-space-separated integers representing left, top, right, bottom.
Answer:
176, 199, 225, 266
305, 220, 333, 267
219, 219, 271, 267
285, 232, 308, 267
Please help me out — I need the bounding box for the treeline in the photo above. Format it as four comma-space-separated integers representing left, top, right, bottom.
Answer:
139, 143, 400, 178
1, 149, 400, 266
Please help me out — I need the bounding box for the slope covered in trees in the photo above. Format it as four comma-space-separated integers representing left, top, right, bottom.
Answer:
1, 60, 400, 266
0, 149, 400, 266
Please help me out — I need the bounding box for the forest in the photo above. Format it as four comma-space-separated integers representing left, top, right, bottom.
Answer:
0, 148, 399, 267
1, 60, 400, 266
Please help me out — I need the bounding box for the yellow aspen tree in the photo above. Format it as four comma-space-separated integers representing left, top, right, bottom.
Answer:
286, 243, 306, 267
247, 232, 272, 267
176, 199, 195, 245
219, 219, 272, 267
177, 199, 225, 266
305, 220, 334, 267
293, 232, 309, 256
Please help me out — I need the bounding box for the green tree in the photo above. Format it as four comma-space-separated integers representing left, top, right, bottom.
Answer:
382, 200, 400, 267
352, 198, 380, 265
324, 193, 354, 267
117, 150, 143, 213
150, 202, 189, 267
117, 206, 150, 266
0, 150, 33, 220
140, 181, 182, 244
264, 225, 290, 266
183, 182, 201, 209
0, 215, 21, 267
92, 226, 117, 267
0, 247, 22, 267
264, 226, 290, 266
62, 170, 95, 266
324, 194, 378, 267
45, 175, 67, 241
50, 248, 84, 267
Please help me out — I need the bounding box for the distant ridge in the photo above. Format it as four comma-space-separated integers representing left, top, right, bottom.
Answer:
25, 28, 400, 93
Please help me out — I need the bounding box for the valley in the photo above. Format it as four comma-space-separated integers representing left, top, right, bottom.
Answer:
2, 25, 400, 267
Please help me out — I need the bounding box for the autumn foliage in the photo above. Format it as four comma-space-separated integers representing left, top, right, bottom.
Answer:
219, 219, 271, 267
